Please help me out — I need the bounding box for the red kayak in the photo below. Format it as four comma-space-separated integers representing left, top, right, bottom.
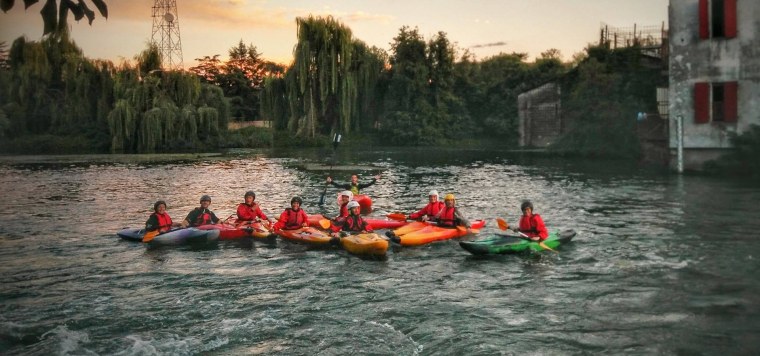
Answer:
354, 194, 372, 214
307, 214, 408, 230
196, 218, 275, 241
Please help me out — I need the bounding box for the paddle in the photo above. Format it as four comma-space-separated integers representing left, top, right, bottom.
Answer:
495, 218, 557, 253
142, 226, 186, 243
319, 133, 342, 205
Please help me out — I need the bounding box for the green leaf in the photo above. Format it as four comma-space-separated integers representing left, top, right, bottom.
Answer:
40, 0, 57, 35
23, 0, 39, 9
77, 0, 94, 24
91, 0, 106, 18
1, 0, 14, 13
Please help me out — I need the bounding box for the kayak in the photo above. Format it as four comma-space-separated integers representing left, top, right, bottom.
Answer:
387, 220, 486, 246
196, 218, 275, 241
275, 227, 334, 246
338, 233, 389, 257
459, 229, 576, 255
307, 214, 407, 230
354, 194, 372, 214
116, 227, 220, 246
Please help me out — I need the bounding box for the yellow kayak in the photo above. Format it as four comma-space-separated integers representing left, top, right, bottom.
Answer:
339, 233, 389, 257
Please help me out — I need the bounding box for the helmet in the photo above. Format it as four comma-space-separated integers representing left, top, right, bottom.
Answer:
339, 190, 354, 199
291, 196, 303, 205
428, 190, 439, 197
244, 190, 255, 199
444, 193, 455, 201
521, 200, 533, 212
347, 201, 360, 209
153, 200, 167, 211
200, 195, 212, 202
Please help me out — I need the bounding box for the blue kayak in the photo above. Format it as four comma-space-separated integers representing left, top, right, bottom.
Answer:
116, 227, 220, 246
459, 229, 576, 255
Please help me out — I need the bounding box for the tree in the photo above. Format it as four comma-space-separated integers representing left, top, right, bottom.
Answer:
1, 0, 109, 35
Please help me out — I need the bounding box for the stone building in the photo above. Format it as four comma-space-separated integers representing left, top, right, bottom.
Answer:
668, 0, 760, 170
517, 83, 561, 147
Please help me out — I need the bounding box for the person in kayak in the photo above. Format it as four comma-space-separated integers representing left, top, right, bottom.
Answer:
434, 193, 471, 228
181, 195, 221, 227
326, 174, 380, 195
330, 201, 373, 237
237, 190, 272, 225
272, 196, 310, 231
409, 190, 445, 222
145, 200, 181, 233
512, 200, 548, 241
334, 190, 353, 221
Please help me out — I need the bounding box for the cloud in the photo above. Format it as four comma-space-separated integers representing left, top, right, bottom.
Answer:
470, 41, 507, 48
107, 1, 292, 28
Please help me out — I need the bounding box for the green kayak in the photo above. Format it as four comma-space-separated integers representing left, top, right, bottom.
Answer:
459, 229, 576, 255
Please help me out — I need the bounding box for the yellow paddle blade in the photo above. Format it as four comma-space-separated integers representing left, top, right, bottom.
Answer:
496, 218, 509, 231
539, 241, 558, 253
142, 230, 159, 243
319, 219, 331, 229
387, 213, 407, 221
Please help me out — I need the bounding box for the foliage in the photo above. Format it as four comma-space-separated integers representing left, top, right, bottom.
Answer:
221, 125, 272, 149
0, 0, 108, 35
704, 124, 760, 177
550, 46, 663, 158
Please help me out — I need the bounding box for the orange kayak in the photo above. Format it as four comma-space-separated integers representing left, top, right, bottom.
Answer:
392, 220, 486, 246
275, 227, 333, 246
339, 233, 389, 257
307, 214, 408, 230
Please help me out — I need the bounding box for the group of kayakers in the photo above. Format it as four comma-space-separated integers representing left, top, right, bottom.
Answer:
144, 173, 549, 242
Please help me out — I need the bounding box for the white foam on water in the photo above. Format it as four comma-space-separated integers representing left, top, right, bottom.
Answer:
40, 325, 95, 355
368, 320, 424, 355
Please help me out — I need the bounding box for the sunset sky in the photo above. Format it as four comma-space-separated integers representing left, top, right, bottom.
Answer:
1, 0, 669, 68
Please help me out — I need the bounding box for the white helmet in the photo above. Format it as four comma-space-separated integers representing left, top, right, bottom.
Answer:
339, 190, 354, 199
428, 190, 439, 197
347, 201, 360, 209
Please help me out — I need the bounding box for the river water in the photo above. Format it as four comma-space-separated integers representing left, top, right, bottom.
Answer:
0, 148, 758, 355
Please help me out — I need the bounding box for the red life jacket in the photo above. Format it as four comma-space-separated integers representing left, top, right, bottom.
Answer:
339, 215, 372, 232
194, 209, 213, 226
282, 208, 306, 230
410, 201, 444, 220
437, 206, 458, 227
518, 214, 548, 239
338, 203, 349, 218
153, 212, 173, 232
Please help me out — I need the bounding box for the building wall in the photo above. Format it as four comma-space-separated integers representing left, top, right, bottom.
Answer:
668, 0, 760, 170
517, 83, 561, 147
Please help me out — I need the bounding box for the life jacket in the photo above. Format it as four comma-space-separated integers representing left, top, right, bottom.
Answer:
283, 208, 306, 230
237, 202, 262, 221
342, 215, 369, 232
152, 212, 173, 232
436, 206, 458, 227
338, 203, 349, 218
519, 214, 548, 239
193, 208, 213, 226
350, 184, 360, 195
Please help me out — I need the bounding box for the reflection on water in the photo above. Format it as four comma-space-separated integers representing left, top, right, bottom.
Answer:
0, 148, 759, 354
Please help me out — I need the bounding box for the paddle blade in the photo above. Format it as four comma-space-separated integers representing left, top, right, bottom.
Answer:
496, 218, 509, 231
142, 230, 159, 243
539, 241, 558, 253
318, 192, 326, 205
387, 213, 407, 221
319, 219, 331, 229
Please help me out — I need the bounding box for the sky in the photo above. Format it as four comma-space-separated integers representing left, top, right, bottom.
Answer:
0, 0, 669, 68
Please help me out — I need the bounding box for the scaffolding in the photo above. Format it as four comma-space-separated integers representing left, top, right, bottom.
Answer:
599, 22, 668, 58
151, 0, 184, 70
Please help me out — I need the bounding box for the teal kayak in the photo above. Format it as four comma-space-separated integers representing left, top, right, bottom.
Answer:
459, 229, 576, 255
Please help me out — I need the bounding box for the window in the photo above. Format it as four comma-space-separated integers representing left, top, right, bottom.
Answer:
699, 0, 737, 39
694, 82, 738, 124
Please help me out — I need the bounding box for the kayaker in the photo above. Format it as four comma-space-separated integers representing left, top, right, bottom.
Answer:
181, 195, 221, 227
512, 200, 548, 241
434, 193, 471, 228
272, 196, 310, 231
335, 190, 353, 220
236, 190, 272, 225
145, 200, 181, 233
409, 190, 445, 222
326, 174, 380, 195
330, 201, 373, 237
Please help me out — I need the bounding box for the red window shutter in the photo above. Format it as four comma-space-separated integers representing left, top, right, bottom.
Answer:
723, 81, 738, 122
694, 82, 710, 123
699, 0, 710, 39
724, 0, 737, 38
